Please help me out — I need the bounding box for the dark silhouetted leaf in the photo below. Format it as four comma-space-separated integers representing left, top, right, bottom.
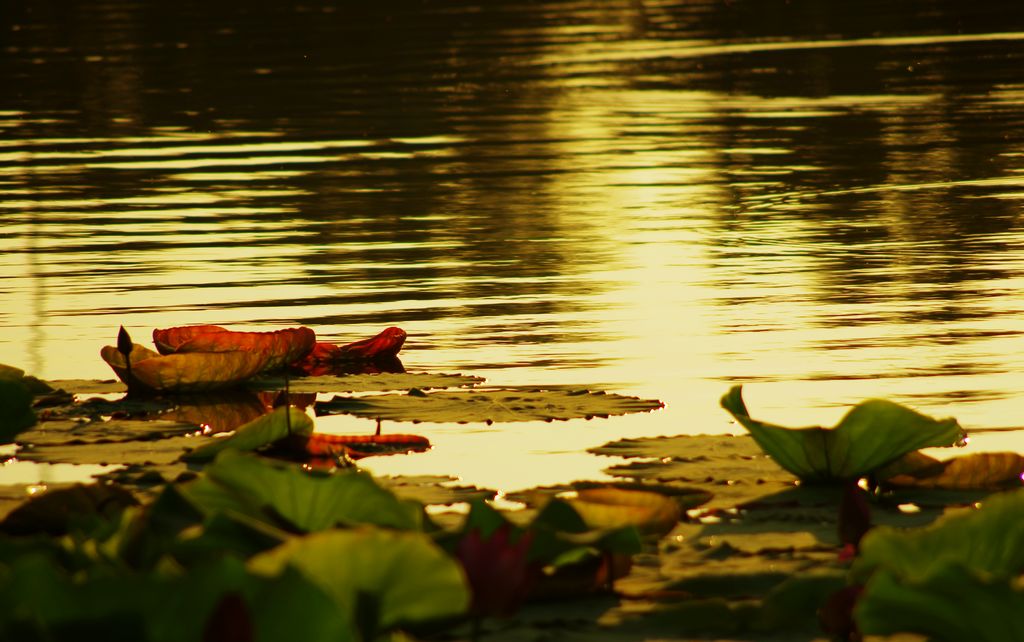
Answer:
837, 481, 871, 556
0, 365, 37, 440
0, 482, 138, 536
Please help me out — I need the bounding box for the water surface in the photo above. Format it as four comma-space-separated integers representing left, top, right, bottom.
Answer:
4, 0, 1024, 491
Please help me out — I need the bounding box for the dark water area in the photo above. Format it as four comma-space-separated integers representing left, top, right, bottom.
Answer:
3, 0, 1024, 490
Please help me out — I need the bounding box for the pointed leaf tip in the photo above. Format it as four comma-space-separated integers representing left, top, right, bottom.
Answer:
117, 325, 133, 358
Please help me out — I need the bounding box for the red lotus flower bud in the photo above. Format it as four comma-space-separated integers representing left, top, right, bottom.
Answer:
454, 524, 537, 618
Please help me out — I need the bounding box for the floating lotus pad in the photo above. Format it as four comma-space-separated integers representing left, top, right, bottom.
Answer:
509, 480, 712, 513
590, 433, 801, 509
101, 343, 270, 393
565, 487, 684, 536
314, 388, 664, 423
40, 379, 129, 395
375, 475, 496, 506
878, 451, 1024, 491
17, 418, 197, 447
18, 433, 201, 467
249, 372, 485, 394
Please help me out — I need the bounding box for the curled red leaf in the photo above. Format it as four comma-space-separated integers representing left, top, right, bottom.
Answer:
302, 432, 430, 459
153, 325, 317, 372
292, 327, 407, 375
338, 326, 407, 359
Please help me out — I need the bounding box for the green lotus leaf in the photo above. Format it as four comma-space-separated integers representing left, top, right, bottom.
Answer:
315, 388, 664, 424
0, 552, 352, 642
720, 386, 965, 481
183, 406, 313, 462
852, 488, 1024, 584
856, 563, 1024, 642
179, 450, 422, 532
248, 527, 469, 634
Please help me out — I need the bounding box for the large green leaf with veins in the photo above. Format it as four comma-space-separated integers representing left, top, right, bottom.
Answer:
720, 386, 965, 482
316, 388, 663, 424
179, 450, 422, 532
248, 527, 469, 634
851, 489, 1024, 641
183, 406, 313, 462
852, 488, 1024, 583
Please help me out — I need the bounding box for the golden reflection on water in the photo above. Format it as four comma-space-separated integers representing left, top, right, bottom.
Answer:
3, 0, 1024, 491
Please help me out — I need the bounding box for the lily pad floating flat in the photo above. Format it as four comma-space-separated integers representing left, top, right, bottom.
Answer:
878, 451, 1024, 491
42, 379, 127, 395
17, 418, 198, 448
249, 372, 485, 394
375, 475, 496, 506
17, 433, 201, 467
315, 388, 664, 424
720, 385, 966, 482
590, 433, 800, 510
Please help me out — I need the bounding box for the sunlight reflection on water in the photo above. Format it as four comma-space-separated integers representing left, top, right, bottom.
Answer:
3, 0, 1024, 490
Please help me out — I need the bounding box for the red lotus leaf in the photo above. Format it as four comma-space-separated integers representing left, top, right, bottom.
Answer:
292, 327, 407, 375
153, 325, 317, 372
301, 432, 430, 459
101, 343, 270, 393
337, 326, 407, 359
455, 524, 537, 618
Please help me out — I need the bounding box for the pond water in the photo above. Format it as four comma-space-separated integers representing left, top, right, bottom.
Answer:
3, 0, 1024, 493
